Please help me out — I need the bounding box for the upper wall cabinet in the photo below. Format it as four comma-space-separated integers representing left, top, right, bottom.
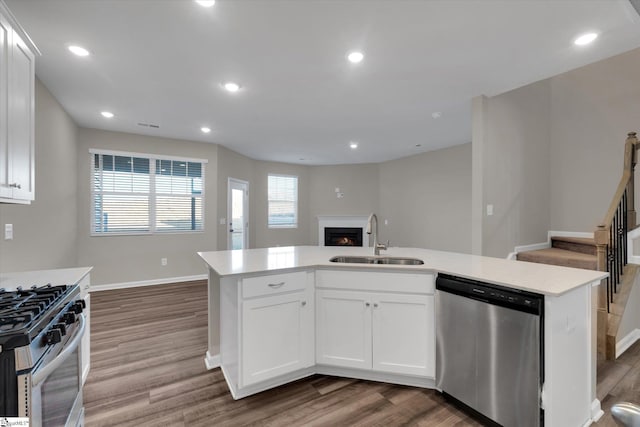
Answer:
0, 1, 38, 204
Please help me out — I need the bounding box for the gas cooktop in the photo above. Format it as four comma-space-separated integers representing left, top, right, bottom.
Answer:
0, 284, 80, 349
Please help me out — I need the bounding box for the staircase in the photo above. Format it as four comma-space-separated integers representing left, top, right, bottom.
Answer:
516, 236, 597, 270
516, 132, 640, 361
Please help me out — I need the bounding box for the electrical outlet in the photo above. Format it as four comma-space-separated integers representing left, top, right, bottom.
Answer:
337, 192, 344, 198
4, 224, 13, 240
161, 258, 168, 266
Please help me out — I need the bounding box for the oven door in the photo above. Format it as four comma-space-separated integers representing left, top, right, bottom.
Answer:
23, 314, 86, 427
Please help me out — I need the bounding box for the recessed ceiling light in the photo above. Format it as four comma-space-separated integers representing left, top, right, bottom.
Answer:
347, 51, 364, 64
350, 142, 359, 149
68, 45, 90, 57
195, 0, 215, 6
223, 82, 241, 92
100, 111, 114, 118
574, 32, 598, 46
201, 127, 211, 133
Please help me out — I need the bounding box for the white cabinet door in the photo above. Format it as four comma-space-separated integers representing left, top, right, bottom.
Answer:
7, 29, 34, 201
316, 289, 372, 369
0, 13, 11, 199
0, 5, 35, 203
241, 290, 313, 387
372, 294, 434, 377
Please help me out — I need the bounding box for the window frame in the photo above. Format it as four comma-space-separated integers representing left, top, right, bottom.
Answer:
90, 149, 207, 236
267, 173, 298, 229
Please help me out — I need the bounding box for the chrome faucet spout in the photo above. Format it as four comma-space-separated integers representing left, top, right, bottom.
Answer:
366, 213, 386, 256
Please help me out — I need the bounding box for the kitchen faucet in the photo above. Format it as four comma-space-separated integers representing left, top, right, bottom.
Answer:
366, 213, 387, 256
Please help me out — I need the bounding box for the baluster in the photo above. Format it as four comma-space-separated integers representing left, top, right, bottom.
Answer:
609, 219, 618, 301
624, 188, 628, 267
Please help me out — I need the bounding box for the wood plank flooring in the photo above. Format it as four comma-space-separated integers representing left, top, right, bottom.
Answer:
85, 280, 639, 426
84, 281, 482, 426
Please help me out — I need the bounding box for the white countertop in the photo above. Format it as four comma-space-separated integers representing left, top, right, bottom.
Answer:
198, 246, 607, 296
0, 267, 93, 290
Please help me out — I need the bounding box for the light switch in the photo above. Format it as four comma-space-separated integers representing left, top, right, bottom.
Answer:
486, 204, 494, 216
4, 224, 13, 240
219, 218, 226, 225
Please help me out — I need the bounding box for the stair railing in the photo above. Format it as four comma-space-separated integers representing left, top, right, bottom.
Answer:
595, 132, 639, 312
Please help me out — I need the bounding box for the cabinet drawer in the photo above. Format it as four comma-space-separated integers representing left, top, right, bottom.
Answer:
242, 271, 307, 299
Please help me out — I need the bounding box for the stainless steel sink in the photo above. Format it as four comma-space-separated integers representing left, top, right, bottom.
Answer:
329, 256, 424, 265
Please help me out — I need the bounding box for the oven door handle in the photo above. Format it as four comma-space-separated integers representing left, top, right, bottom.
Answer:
32, 314, 86, 387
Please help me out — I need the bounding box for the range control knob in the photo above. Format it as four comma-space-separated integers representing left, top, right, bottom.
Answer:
76, 299, 87, 309
44, 328, 62, 345
55, 323, 67, 336
70, 302, 84, 314
62, 312, 76, 324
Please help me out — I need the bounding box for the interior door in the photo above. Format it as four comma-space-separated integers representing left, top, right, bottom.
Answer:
228, 178, 249, 250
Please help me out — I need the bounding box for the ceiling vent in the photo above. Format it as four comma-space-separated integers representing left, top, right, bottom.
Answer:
137, 122, 160, 129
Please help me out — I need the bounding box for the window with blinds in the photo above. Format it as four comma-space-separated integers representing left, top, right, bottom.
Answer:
268, 174, 298, 228
91, 150, 206, 235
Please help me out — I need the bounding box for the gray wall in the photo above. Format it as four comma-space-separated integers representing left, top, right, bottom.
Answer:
76, 128, 218, 285
549, 47, 640, 232
474, 47, 640, 258
474, 80, 552, 257
216, 146, 254, 250
251, 160, 310, 248
308, 164, 379, 245
379, 143, 472, 253
0, 79, 79, 272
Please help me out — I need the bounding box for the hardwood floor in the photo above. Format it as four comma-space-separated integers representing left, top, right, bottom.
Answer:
84, 281, 482, 426
85, 280, 637, 426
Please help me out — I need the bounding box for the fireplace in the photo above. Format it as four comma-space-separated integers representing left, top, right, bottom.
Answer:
325, 227, 363, 246
317, 215, 370, 247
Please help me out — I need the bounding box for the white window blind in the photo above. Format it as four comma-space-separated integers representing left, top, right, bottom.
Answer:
268, 174, 298, 228
91, 151, 205, 235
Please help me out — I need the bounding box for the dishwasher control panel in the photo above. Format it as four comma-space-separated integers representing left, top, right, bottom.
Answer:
437, 273, 543, 315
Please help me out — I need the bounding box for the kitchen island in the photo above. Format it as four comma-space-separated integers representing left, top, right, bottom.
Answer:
198, 246, 607, 427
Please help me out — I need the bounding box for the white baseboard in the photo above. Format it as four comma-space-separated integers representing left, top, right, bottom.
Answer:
548, 230, 594, 239
616, 328, 640, 358
91, 274, 207, 292
590, 398, 604, 423
205, 351, 220, 370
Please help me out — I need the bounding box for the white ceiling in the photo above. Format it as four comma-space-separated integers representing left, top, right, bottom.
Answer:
6, 0, 640, 165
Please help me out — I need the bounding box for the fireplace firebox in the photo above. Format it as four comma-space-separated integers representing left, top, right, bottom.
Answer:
324, 227, 363, 247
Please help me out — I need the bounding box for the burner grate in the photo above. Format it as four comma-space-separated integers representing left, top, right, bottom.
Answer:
0, 285, 69, 332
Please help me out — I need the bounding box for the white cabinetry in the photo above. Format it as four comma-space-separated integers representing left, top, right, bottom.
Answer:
371, 293, 433, 377
316, 290, 371, 369
0, 2, 36, 204
79, 274, 91, 385
220, 270, 315, 398
316, 270, 434, 378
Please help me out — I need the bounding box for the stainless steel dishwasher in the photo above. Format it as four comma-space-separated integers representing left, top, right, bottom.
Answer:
436, 274, 544, 427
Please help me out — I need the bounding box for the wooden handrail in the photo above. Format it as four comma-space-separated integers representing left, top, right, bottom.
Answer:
595, 132, 638, 324
596, 132, 638, 242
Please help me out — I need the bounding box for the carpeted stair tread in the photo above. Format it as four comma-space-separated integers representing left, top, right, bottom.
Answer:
551, 236, 597, 255
516, 247, 597, 270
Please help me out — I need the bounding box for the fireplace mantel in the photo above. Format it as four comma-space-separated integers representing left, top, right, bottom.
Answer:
317, 215, 370, 247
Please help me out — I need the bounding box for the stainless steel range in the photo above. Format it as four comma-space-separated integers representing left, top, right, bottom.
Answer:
0, 283, 86, 426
